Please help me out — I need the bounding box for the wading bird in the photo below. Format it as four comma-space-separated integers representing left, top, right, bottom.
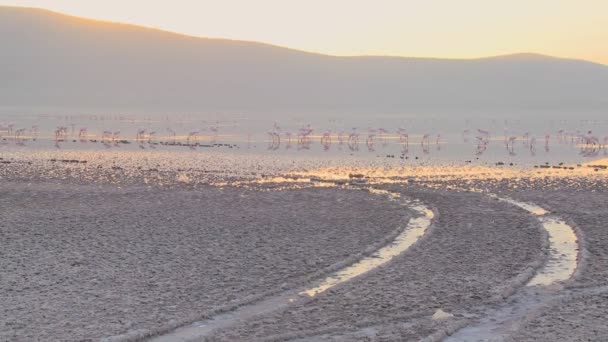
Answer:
78, 128, 88, 143
348, 128, 359, 152
321, 130, 332, 151
297, 124, 313, 150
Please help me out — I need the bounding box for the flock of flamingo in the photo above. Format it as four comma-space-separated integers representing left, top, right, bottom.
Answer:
0, 120, 607, 157
265, 123, 607, 157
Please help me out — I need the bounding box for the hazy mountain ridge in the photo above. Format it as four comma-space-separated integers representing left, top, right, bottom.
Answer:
1, 6, 607, 114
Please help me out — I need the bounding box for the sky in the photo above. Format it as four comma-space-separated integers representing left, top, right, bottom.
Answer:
1, 0, 607, 65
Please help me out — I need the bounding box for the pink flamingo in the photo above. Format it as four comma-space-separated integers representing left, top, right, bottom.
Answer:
209, 122, 219, 143
267, 123, 281, 150
476, 129, 490, 146
148, 131, 156, 143
55, 126, 68, 142
0, 123, 7, 141
187, 131, 199, 148
528, 136, 537, 156
297, 124, 313, 149
337, 130, 345, 145
320, 130, 332, 151
112, 131, 121, 144
378, 128, 389, 147
505, 136, 517, 156
522, 132, 530, 146
284, 131, 293, 149
14, 128, 26, 146
579, 132, 600, 156
397, 128, 408, 144
421, 133, 430, 146
348, 128, 359, 152
366, 128, 377, 152
78, 128, 88, 142
136, 129, 147, 142
420, 133, 431, 154
557, 129, 566, 143
397, 128, 409, 154
101, 130, 113, 145
30, 125, 39, 141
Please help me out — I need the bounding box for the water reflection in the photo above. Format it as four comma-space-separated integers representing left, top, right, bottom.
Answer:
494, 196, 578, 286
528, 216, 578, 286
301, 190, 434, 297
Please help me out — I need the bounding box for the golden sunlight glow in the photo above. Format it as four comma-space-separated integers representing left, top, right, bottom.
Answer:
1, 0, 607, 65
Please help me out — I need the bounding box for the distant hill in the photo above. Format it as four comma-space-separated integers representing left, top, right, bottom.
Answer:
1, 6, 607, 114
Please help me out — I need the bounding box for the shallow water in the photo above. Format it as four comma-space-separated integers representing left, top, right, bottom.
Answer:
528, 216, 579, 286
2, 110, 607, 169
495, 197, 578, 286
301, 196, 434, 297
495, 197, 549, 216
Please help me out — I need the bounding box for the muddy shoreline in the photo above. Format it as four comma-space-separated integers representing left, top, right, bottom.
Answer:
1, 159, 607, 341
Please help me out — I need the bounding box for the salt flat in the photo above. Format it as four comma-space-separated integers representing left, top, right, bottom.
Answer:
1, 152, 608, 342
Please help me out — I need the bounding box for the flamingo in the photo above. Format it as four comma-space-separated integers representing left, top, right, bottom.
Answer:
421, 133, 431, 146
396, 128, 409, 154
366, 128, 377, 152
347, 128, 359, 152
14, 128, 26, 146
30, 125, 39, 141
209, 122, 219, 143
187, 131, 199, 148
297, 124, 313, 149
284, 131, 293, 149
55, 126, 68, 142
557, 129, 566, 143
476, 129, 490, 147
267, 123, 281, 150
148, 131, 156, 144
505, 136, 517, 156
78, 128, 88, 142
522, 132, 530, 146
579, 132, 600, 157
112, 131, 121, 144
337, 130, 345, 145
378, 128, 389, 147
101, 130, 112, 144
320, 130, 332, 151
136, 129, 147, 143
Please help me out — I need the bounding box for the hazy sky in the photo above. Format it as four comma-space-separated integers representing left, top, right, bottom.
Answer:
2, 0, 607, 64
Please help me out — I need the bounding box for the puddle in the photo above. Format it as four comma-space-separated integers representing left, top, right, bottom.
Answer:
492, 196, 548, 216
301, 197, 434, 297
446, 197, 580, 342
528, 216, 578, 286
495, 196, 578, 286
